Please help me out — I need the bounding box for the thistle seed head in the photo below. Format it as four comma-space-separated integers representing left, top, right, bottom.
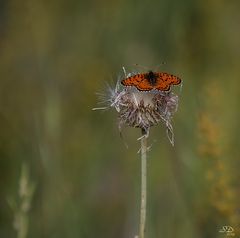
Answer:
94, 71, 181, 145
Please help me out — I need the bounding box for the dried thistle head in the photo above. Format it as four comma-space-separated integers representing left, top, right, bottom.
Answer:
94, 68, 181, 145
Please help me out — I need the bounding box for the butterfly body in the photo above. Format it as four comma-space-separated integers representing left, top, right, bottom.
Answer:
121, 71, 181, 91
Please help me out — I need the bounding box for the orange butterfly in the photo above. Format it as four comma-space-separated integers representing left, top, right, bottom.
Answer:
121, 71, 181, 91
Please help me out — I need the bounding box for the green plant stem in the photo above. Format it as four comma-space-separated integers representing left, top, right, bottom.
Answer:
139, 128, 147, 238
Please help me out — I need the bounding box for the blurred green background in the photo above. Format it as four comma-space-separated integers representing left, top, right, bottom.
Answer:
0, 0, 240, 237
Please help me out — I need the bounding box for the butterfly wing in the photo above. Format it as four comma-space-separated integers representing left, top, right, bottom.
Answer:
129, 73, 154, 91
135, 79, 153, 91
169, 75, 181, 85
121, 74, 149, 90
121, 74, 142, 86
155, 72, 181, 91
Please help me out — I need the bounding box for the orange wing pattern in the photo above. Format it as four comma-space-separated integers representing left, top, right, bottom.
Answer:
155, 72, 181, 91
121, 71, 181, 91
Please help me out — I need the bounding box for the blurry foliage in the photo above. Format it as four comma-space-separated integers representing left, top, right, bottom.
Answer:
0, 0, 240, 237
197, 81, 240, 237
8, 164, 35, 238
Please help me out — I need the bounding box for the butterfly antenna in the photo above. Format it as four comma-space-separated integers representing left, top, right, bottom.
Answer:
134, 63, 150, 71
154, 61, 167, 71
